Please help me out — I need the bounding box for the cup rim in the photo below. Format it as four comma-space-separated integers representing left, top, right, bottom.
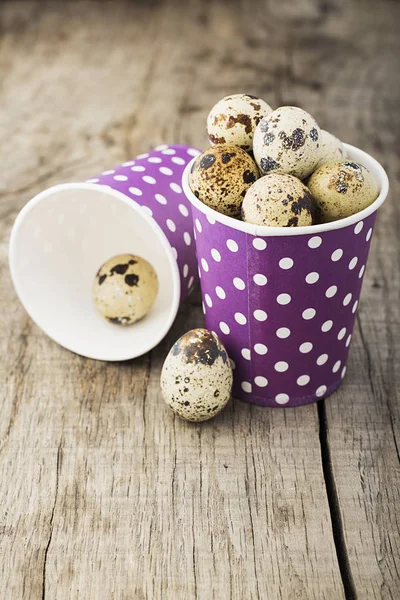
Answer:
9, 182, 182, 361
182, 143, 389, 236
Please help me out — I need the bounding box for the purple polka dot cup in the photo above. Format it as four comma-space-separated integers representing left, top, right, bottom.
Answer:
9, 145, 200, 361
183, 144, 389, 407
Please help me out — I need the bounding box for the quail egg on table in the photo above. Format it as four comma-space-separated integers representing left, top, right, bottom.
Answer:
161, 328, 233, 422
307, 160, 379, 222
207, 94, 273, 152
189, 143, 259, 218
242, 173, 316, 227
253, 106, 321, 179
93, 253, 158, 325
314, 130, 347, 170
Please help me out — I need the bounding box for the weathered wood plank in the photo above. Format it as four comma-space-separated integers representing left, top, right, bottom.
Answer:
0, 0, 399, 598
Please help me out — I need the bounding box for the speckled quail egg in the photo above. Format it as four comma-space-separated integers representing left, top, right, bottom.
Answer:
207, 94, 273, 152
93, 254, 158, 325
314, 130, 347, 170
253, 106, 321, 179
307, 161, 379, 222
189, 144, 259, 218
242, 173, 316, 227
161, 329, 233, 422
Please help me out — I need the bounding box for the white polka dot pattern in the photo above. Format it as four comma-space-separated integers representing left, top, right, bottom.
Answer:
87, 145, 200, 306
189, 202, 377, 407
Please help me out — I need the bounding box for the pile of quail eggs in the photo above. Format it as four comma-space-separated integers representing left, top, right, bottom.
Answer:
189, 94, 379, 226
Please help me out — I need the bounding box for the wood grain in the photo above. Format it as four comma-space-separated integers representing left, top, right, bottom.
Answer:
0, 1, 399, 598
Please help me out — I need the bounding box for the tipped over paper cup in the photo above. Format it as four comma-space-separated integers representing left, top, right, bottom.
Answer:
9, 145, 200, 361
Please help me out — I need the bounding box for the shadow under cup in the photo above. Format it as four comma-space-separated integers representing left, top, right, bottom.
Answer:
182, 144, 389, 408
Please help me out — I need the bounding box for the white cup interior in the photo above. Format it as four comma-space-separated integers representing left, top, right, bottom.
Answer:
9, 184, 180, 361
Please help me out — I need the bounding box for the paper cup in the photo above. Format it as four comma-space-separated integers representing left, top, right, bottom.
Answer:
9, 145, 200, 361
183, 144, 389, 407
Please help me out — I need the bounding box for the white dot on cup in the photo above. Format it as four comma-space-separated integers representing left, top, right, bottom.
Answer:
276, 327, 291, 339
254, 376, 268, 387
143, 175, 156, 185
233, 277, 246, 290
279, 257, 294, 270
166, 219, 176, 232
306, 272, 319, 284
254, 343, 268, 355
235, 312, 247, 325
170, 182, 182, 194
326, 285, 337, 298
349, 257, 358, 270
215, 286, 226, 299
321, 320, 333, 332
332, 360, 341, 373
308, 236, 322, 249
299, 342, 313, 353
227, 239, 238, 252
317, 353, 328, 366
129, 187, 143, 196
354, 221, 364, 234
331, 248, 343, 262
297, 375, 310, 386
155, 193, 167, 204
275, 393, 289, 405
302, 308, 316, 320
172, 156, 185, 165
274, 361, 289, 372
219, 322, 230, 335
252, 238, 267, 251
160, 167, 173, 176
338, 327, 346, 340
316, 385, 327, 398
183, 232, 191, 246
254, 309, 267, 321
201, 258, 209, 272
211, 248, 221, 262
241, 381, 252, 393
277, 293, 291, 305
183, 264, 189, 278
178, 204, 189, 217
253, 274, 267, 286
343, 293, 352, 306
205, 294, 212, 308
241, 348, 251, 360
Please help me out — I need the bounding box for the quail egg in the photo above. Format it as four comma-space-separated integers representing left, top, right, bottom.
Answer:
207, 94, 273, 152
161, 328, 233, 422
253, 106, 321, 179
242, 173, 316, 227
307, 161, 379, 222
93, 254, 158, 325
314, 130, 347, 170
189, 143, 259, 218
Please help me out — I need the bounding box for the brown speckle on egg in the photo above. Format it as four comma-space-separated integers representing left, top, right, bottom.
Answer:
93, 254, 158, 325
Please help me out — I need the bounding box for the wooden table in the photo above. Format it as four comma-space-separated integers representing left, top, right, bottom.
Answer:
1, 1, 399, 598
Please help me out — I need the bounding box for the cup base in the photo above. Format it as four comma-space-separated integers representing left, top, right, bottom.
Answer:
234, 378, 343, 408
